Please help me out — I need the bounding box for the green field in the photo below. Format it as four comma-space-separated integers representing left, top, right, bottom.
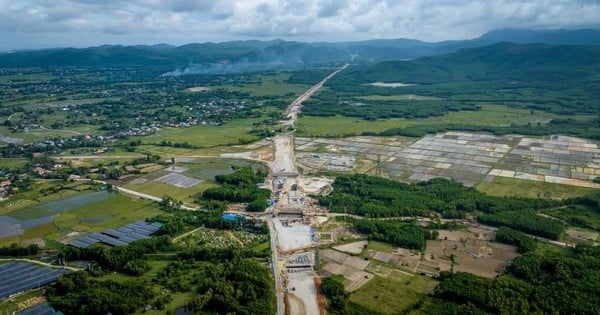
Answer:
215, 72, 309, 98
142, 118, 263, 147
296, 104, 590, 137
296, 115, 412, 136
123, 158, 267, 205
0, 158, 29, 169
348, 272, 437, 314
0, 190, 162, 247
97, 259, 198, 314
124, 180, 216, 205
356, 94, 441, 101
476, 176, 597, 199
366, 241, 395, 253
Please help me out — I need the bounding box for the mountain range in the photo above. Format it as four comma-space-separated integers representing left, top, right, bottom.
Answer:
1, 28, 599, 74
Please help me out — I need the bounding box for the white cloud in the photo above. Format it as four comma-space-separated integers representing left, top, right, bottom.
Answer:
0, 0, 599, 49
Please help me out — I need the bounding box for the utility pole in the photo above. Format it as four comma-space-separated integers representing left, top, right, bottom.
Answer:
376, 154, 382, 175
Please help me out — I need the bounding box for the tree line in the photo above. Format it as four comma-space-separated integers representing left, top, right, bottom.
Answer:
200, 166, 270, 212
319, 174, 598, 240
429, 244, 600, 314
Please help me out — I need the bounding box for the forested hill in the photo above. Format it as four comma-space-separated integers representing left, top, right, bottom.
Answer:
0, 41, 343, 69
349, 42, 600, 84
1, 28, 599, 71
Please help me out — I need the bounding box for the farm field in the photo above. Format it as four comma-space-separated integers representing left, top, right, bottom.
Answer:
348, 273, 437, 315
356, 94, 441, 101
141, 117, 264, 148
214, 72, 310, 98
296, 104, 590, 137
123, 157, 268, 204
296, 131, 600, 191
0, 189, 162, 248
475, 176, 598, 199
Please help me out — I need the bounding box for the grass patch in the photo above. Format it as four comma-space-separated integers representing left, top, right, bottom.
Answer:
0, 158, 28, 169
142, 118, 263, 148
296, 104, 590, 137
249, 241, 271, 254
366, 241, 395, 253
297, 115, 411, 136
20, 222, 58, 240
348, 273, 437, 314
123, 180, 216, 205
476, 176, 597, 199
0, 191, 163, 247
0, 235, 22, 247
5, 207, 54, 221
357, 94, 441, 101
216, 72, 309, 98
0, 288, 45, 314
543, 206, 600, 231
68, 193, 162, 230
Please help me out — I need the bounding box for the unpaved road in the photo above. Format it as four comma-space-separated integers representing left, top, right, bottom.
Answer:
271, 135, 296, 174
0, 258, 83, 272
270, 64, 349, 315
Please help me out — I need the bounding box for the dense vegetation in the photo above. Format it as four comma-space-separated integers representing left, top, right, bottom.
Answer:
201, 166, 270, 212
494, 226, 537, 253
298, 42, 600, 139
61, 236, 174, 274
479, 210, 564, 240
320, 276, 349, 311
378, 118, 600, 140
320, 175, 557, 219
319, 175, 598, 240
47, 206, 273, 314
153, 208, 269, 238
300, 90, 480, 121
353, 220, 430, 250
192, 259, 275, 314
0, 244, 39, 257
47, 272, 153, 315
429, 244, 600, 314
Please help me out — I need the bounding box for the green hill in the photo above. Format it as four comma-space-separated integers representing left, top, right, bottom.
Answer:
356, 42, 600, 84
1, 29, 599, 72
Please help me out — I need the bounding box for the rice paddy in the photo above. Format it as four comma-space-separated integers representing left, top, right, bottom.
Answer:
296, 131, 600, 191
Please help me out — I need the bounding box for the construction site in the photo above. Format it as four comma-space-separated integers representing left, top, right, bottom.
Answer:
267, 65, 350, 315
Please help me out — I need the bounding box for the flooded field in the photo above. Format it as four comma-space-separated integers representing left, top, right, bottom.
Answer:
296, 132, 600, 189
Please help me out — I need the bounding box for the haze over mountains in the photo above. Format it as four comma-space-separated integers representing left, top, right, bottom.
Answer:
1, 28, 599, 75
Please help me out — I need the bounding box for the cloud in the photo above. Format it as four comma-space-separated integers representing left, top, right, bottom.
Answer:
318, 0, 348, 17
0, 0, 599, 49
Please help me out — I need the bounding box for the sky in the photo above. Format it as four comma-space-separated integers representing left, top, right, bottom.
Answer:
1, 0, 600, 50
